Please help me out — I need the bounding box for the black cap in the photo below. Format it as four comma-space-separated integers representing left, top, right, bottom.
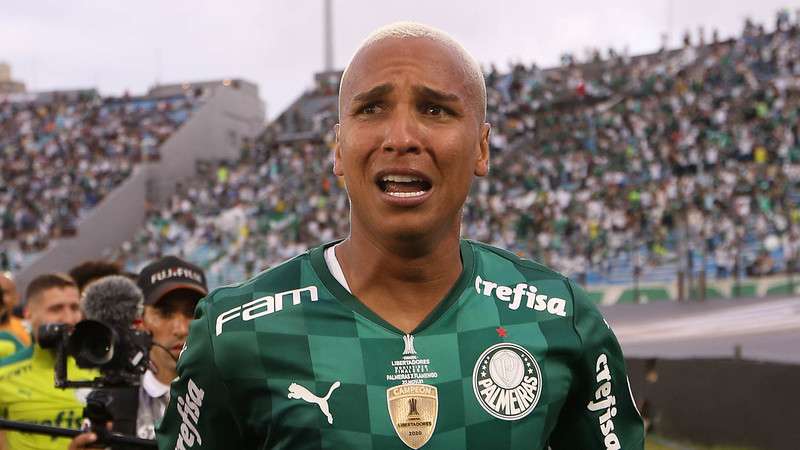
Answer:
137, 256, 208, 306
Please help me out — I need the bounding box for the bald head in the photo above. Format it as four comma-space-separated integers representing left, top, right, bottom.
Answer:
339, 22, 487, 123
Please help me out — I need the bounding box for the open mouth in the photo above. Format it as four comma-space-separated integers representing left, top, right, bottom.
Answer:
376, 173, 433, 198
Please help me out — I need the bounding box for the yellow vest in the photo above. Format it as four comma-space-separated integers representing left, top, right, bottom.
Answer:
0, 345, 99, 450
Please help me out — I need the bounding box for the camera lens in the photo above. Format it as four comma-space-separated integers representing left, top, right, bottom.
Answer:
67, 320, 118, 367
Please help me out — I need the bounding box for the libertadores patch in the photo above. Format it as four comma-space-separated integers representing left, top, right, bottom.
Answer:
387, 384, 439, 449
473, 342, 542, 420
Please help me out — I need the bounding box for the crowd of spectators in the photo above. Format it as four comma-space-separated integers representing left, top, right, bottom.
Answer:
0, 93, 197, 270
31, 12, 800, 287
114, 11, 800, 287
472, 11, 800, 282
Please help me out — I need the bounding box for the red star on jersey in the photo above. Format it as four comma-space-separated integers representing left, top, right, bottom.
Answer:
496, 326, 507, 338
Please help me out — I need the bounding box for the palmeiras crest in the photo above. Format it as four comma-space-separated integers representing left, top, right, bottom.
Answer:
472, 342, 542, 420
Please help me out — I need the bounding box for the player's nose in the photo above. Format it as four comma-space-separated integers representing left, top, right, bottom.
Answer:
382, 106, 422, 155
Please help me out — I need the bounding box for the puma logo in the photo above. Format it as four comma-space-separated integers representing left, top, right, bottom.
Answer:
287, 381, 341, 424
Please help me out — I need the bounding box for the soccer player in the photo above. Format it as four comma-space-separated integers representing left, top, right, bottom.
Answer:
157, 22, 644, 449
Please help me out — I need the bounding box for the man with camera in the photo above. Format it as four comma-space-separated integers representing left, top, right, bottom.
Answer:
0, 273, 96, 450
69, 256, 208, 449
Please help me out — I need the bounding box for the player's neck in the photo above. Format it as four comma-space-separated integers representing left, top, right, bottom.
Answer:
336, 225, 463, 333
342, 218, 463, 277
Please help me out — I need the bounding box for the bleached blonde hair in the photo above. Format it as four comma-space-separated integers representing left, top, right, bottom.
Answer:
339, 21, 487, 121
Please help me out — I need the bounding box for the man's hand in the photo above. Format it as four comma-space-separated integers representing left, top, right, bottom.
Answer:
68, 421, 112, 450
67, 432, 99, 450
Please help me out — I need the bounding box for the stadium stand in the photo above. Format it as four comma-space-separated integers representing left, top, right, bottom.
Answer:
0, 91, 199, 270
111, 12, 800, 292
2, 81, 264, 291
0, 12, 796, 296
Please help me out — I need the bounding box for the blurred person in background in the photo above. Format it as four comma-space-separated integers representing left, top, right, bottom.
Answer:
0, 287, 25, 359
0, 273, 97, 450
134, 256, 208, 440
69, 256, 208, 449
0, 273, 29, 353
68, 260, 123, 294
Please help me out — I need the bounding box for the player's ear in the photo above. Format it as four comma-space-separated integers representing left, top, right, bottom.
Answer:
333, 123, 344, 177
474, 122, 490, 177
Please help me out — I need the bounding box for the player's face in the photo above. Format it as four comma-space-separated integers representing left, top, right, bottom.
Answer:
26, 286, 81, 339
336, 37, 489, 241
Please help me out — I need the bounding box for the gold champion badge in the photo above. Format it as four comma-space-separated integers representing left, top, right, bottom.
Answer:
386, 384, 438, 449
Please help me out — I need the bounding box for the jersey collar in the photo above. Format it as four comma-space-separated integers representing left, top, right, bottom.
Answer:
309, 238, 475, 335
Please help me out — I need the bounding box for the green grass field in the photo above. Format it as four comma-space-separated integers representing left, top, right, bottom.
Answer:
646, 435, 758, 450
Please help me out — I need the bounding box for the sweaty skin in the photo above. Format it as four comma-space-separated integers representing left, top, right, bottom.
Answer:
334, 36, 490, 333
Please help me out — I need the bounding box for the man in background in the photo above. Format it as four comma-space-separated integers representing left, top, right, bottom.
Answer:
0, 273, 96, 450
0, 273, 29, 354
68, 260, 123, 294
0, 287, 24, 359
69, 256, 208, 448
135, 256, 208, 440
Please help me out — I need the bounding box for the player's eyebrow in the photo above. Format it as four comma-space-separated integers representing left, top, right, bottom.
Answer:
413, 85, 461, 104
351, 83, 393, 105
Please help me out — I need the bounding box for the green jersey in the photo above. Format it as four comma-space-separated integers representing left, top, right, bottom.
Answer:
157, 240, 643, 449
0, 345, 98, 450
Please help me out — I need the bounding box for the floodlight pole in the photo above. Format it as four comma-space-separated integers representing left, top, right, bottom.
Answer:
324, 0, 334, 72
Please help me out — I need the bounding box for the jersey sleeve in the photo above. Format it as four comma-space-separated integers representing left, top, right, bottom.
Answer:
156, 300, 245, 450
548, 280, 644, 450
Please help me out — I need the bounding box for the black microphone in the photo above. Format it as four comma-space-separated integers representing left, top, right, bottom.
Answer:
81, 275, 144, 329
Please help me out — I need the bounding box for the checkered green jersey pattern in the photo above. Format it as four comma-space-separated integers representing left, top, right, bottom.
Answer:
157, 240, 644, 449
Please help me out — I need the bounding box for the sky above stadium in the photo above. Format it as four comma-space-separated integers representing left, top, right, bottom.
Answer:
2, 0, 796, 119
